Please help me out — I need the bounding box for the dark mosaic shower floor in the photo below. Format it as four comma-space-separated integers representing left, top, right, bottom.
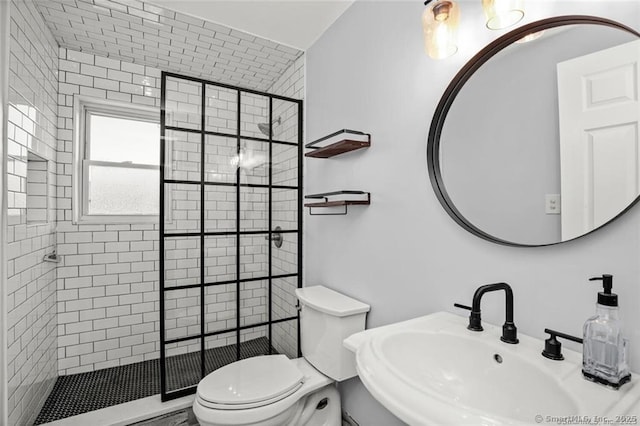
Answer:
34, 337, 274, 424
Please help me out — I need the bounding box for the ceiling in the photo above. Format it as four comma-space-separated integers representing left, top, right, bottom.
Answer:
35, 0, 305, 91
35, 0, 354, 91
147, 0, 355, 50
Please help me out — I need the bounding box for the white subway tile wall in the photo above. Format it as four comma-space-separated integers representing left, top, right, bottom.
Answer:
34, 0, 303, 92
165, 130, 201, 182
7, 0, 59, 424
268, 56, 304, 359
56, 48, 304, 375
165, 280, 270, 339
240, 92, 269, 139
205, 86, 237, 135
56, 47, 164, 376
165, 77, 202, 130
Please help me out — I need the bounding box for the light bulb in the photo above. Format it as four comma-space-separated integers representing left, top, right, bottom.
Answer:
482, 0, 524, 30
432, 1, 451, 21
422, 0, 459, 59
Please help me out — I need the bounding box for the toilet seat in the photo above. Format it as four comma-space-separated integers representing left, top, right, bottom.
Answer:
196, 355, 305, 410
193, 358, 336, 426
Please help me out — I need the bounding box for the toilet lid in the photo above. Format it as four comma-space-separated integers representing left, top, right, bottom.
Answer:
197, 355, 304, 407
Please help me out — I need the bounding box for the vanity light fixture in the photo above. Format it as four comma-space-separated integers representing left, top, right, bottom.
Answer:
482, 0, 524, 30
422, 0, 525, 59
422, 0, 460, 59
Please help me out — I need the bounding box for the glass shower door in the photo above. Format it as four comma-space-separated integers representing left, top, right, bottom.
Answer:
159, 72, 302, 401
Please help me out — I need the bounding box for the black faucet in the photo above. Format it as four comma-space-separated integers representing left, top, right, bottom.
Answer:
455, 282, 519, 344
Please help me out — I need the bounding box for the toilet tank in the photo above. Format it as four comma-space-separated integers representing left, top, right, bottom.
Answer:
295, 286, 370, 381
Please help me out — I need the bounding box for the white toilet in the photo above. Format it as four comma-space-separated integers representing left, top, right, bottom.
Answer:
192, 285, 370, 426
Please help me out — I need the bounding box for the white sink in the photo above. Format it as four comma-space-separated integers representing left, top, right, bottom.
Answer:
344, 312, 640, 426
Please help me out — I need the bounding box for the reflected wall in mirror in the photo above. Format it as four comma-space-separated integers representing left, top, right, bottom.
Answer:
428, 16, 640, 247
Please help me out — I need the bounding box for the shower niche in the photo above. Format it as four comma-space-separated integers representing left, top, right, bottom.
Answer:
160, 73, 303, 401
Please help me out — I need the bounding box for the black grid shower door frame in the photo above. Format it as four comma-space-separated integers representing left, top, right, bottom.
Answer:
159, 71, 303, 401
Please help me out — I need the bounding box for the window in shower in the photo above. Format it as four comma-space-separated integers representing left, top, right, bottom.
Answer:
160, 72, 303, 401
72, 96, 160, 223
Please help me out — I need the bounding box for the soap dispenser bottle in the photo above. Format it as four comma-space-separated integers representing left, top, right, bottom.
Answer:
582, 274, 631, 389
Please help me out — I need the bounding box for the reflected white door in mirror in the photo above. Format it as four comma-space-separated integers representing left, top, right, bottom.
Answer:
558, 40, 640, 241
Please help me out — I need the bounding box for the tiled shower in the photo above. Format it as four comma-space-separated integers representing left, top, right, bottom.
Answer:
4, 0, 305, 424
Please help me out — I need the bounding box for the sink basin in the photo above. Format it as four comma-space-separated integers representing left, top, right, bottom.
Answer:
344, 312, 640, 425
378, 331, 578, 421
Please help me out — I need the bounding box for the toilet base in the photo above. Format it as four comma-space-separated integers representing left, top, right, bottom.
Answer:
194, 384, 341, 426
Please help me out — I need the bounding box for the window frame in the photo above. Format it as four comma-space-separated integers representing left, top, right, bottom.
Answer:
73, 95, 163, 224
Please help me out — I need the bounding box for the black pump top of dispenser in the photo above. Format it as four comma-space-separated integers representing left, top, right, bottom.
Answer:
589, 274, 618, 307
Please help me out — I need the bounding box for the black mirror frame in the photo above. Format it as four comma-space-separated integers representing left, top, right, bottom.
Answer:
427, 15, 640, 247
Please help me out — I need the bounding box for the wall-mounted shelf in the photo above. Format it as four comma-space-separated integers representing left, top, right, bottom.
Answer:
305, 129, 371, 158
304, 191, 370, 215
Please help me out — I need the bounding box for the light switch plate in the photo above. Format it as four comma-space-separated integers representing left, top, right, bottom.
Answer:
545, 194, 561, 214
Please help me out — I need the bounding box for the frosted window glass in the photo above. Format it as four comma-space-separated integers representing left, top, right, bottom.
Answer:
87, 165, 158, 215
88, 114, 160, 165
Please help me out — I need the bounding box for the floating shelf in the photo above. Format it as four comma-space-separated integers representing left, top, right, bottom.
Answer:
305, 129, 371, 158
304, 191, 370, 215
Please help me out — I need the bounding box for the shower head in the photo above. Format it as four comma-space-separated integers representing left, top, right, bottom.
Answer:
257, 116, 281, 137
257, 123, 270, 136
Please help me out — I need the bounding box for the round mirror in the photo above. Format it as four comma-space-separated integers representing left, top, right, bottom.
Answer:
428, 16, 640, 247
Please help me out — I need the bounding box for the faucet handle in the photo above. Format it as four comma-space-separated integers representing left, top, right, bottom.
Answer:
542, 328, 583, 361
453, 303, 472, 311
454, 303, 483, 331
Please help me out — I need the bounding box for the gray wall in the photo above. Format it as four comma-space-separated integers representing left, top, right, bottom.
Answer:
305, 1, 640, 425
